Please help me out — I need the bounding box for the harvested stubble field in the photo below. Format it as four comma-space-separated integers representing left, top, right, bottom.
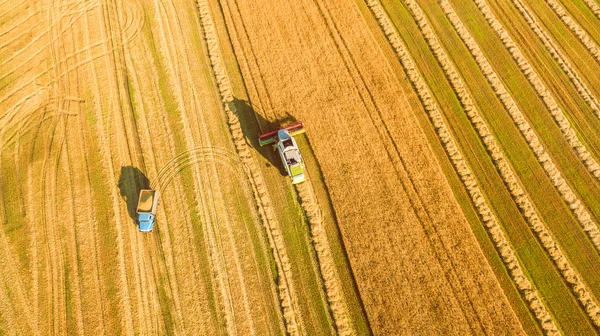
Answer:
2, 0, 600, 334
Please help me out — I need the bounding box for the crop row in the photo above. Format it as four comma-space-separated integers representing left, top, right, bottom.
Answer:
434, 0, 600, 326
542, 0, 600, 64
443, 0, 600, 261
507, 0, 600, 120
365, 0, 558, 333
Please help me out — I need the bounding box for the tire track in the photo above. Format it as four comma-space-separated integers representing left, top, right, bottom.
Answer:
365, 0, 560, 333
121, 43, 188, 335
155, 0, 269, 333
105, 1, 165, 333
72, 83, 108, 335
99, 0, 163, 332
195, 1, 304, 333
403, 0, 600, 328
44, 0, 73, 331
60, 117, 85, 335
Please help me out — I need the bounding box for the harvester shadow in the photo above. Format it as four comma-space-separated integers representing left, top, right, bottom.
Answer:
117, 166, 150, 223
230, 97, 296, 177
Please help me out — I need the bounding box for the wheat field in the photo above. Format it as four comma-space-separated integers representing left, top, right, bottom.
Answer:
2, 0, 600, 334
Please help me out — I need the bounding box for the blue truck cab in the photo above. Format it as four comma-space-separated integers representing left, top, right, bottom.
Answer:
137, 190, 159, 232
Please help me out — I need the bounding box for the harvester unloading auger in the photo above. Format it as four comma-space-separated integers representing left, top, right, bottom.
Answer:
259, 122, 306, 184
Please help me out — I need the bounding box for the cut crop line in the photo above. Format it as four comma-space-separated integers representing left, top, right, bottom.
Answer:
505, 0, 600, 120
295, 180, 353, 336
365, 0, 561, 334
440, 0, 600, 266
582, 0, 600, 21
405, 0, 600, 328
540, 0, 600, 64
195, 1, 304, 334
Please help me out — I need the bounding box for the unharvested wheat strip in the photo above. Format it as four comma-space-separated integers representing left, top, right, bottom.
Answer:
403, 0, 600, 327
504, 0, 600, 120
540, 0, 600, 64
442, 0, 600, 268
365, 0, 560, 333
295, 181, 353, 335
195, 1, 304, 334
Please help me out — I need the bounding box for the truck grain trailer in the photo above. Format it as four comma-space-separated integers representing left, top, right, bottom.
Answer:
137, 189, 159, 232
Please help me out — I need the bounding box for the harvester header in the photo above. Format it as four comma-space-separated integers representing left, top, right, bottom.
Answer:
258, 122, 305, 147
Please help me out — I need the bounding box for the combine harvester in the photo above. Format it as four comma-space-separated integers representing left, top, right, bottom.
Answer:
259, 122, 307, 184
137, 189, 160, 232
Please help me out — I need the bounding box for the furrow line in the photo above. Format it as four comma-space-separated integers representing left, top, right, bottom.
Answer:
441, 0, 600, 271
540, 0, 600, 64
195, 1, 303, 334
404, 0, 600, 327
506, 0, 600, 120
365, 0, 560, 333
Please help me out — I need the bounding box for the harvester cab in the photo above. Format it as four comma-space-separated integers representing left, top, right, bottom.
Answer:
259, 122, 306, 184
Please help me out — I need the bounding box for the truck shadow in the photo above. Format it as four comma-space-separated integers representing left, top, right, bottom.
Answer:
230, 97, 296, 177
117, 166, 150, 222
